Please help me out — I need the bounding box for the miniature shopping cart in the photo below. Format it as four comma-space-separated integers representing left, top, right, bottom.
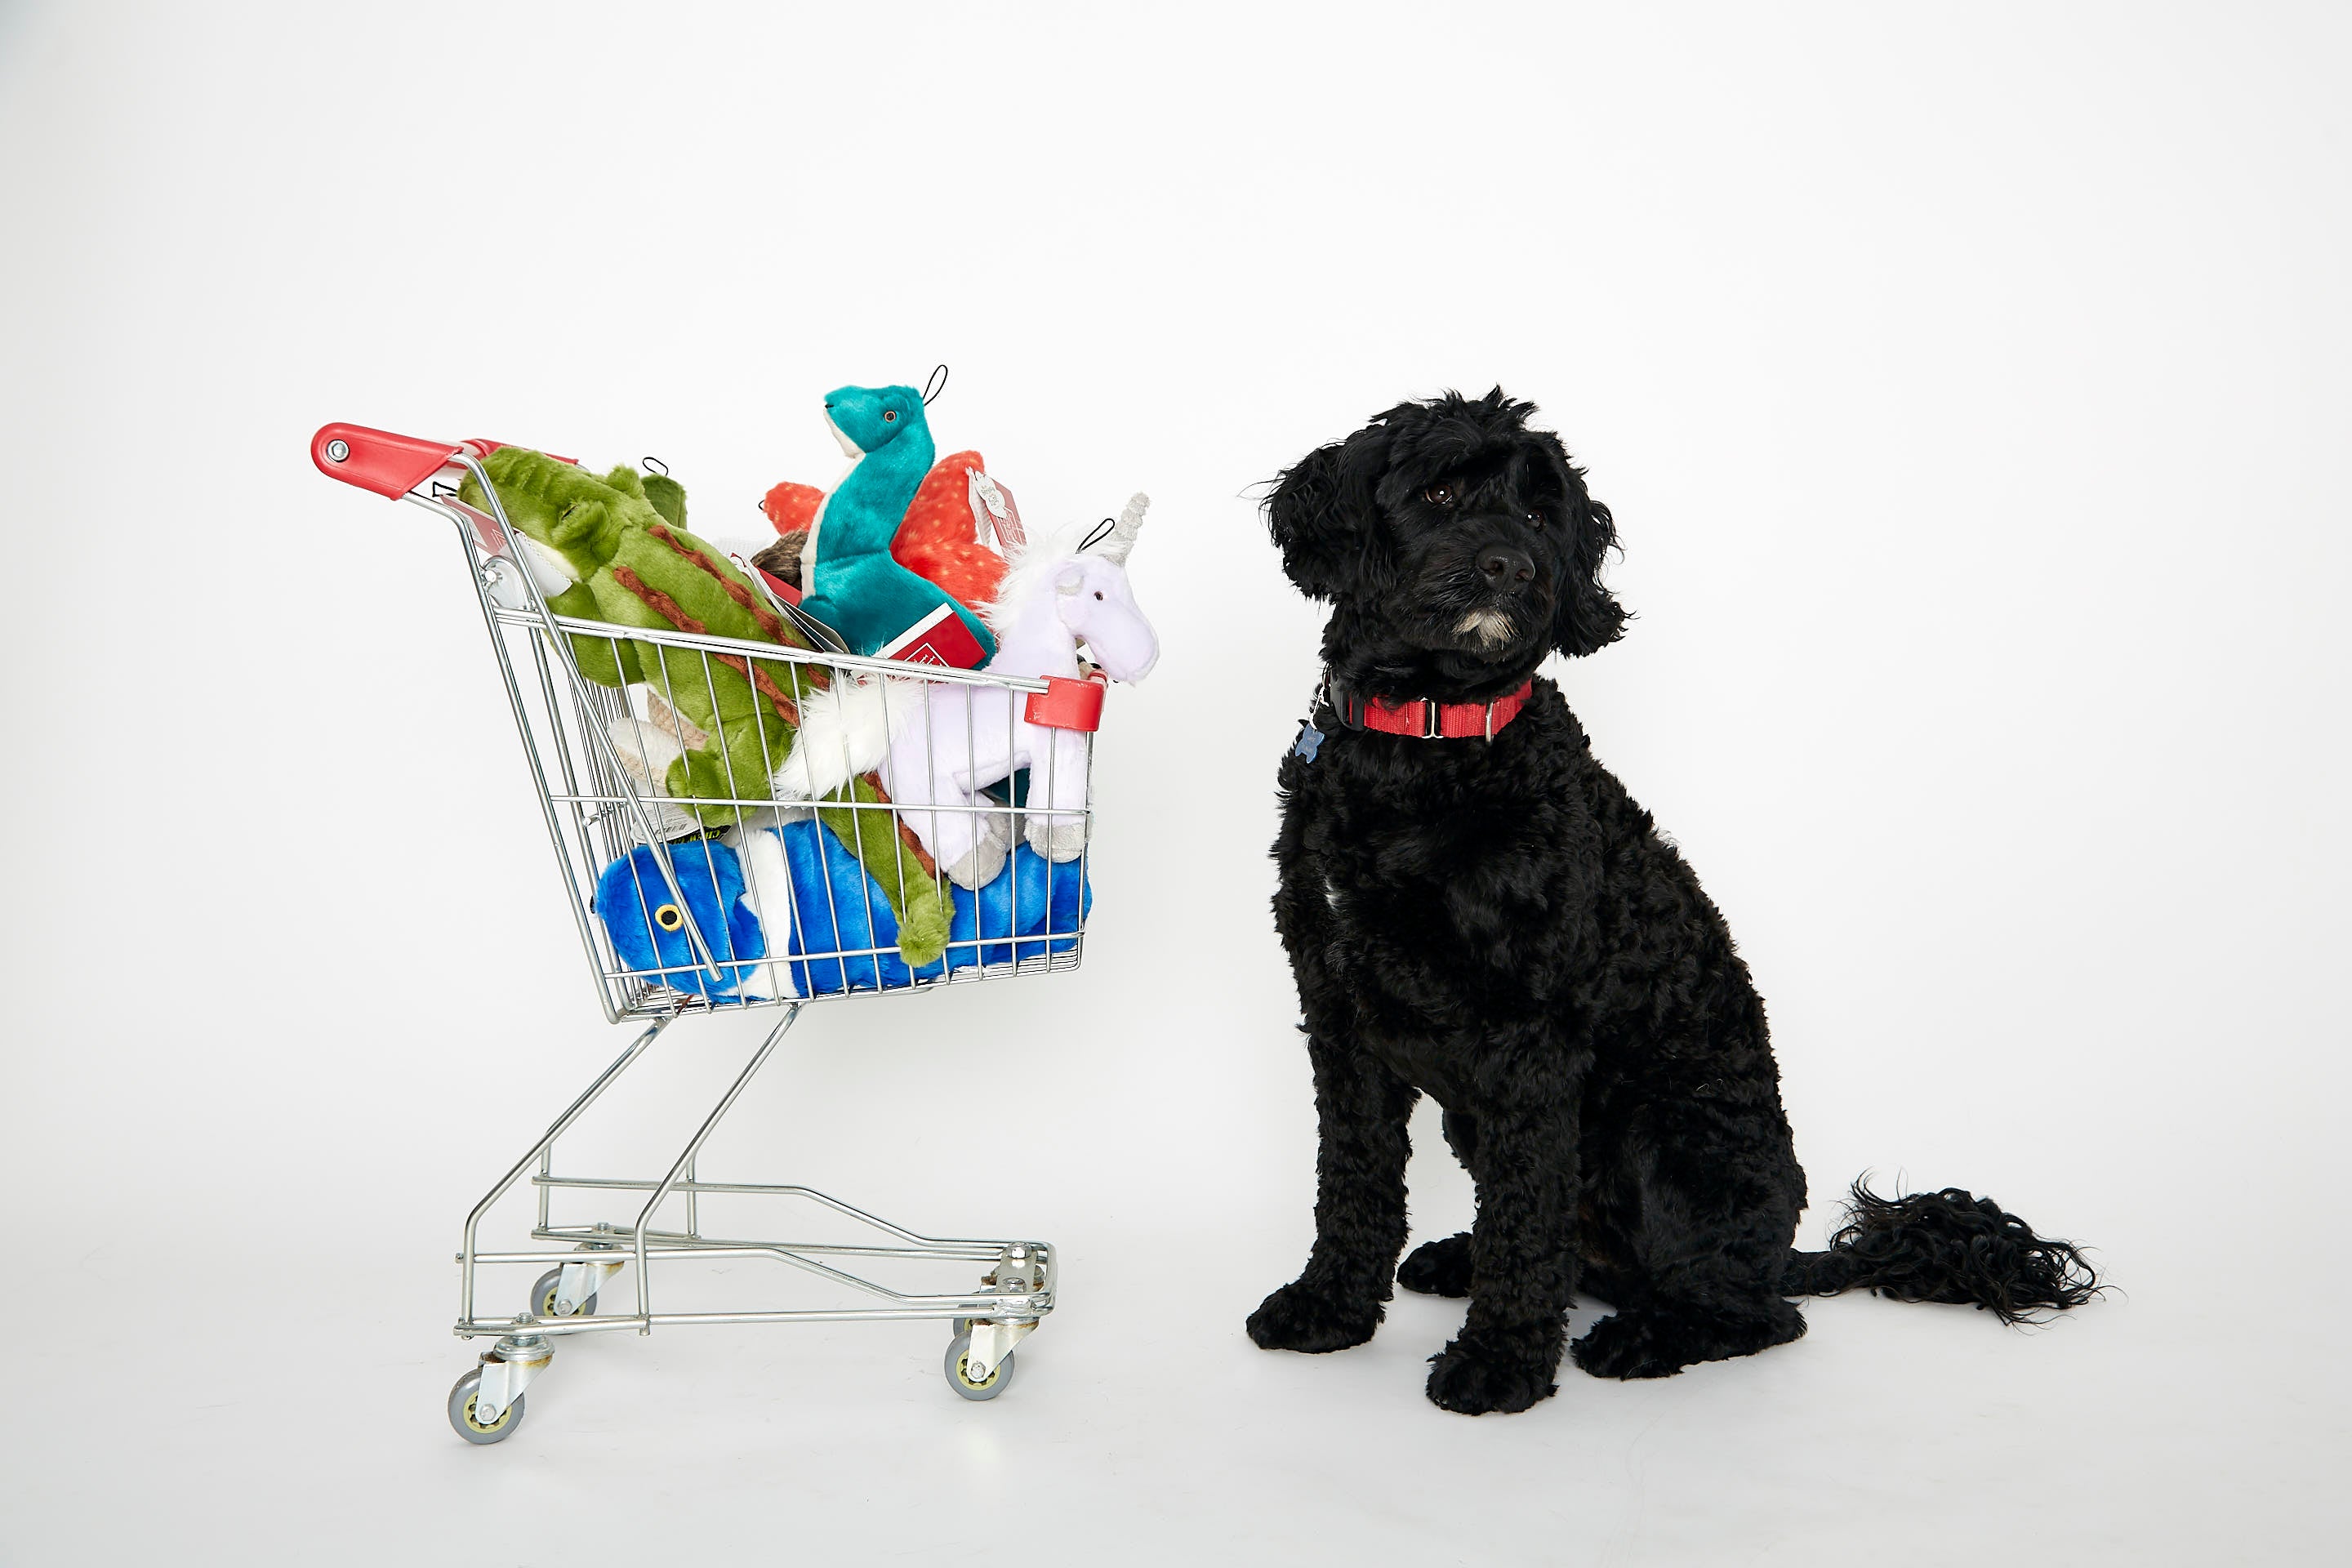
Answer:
314, 424, 1101, 1445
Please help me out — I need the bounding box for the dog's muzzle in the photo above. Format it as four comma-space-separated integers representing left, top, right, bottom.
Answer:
1454, 608, 1517, 648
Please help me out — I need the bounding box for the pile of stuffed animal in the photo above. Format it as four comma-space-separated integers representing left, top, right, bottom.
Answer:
463, 378, 1158, 1000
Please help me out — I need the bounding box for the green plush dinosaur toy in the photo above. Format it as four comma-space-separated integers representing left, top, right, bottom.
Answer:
459, 448, 951, 967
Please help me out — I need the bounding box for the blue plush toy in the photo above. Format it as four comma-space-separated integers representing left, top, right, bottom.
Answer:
800, 384, 1000, 662
590, 824, 1089, 1001
591, 840, 768, 1001
773, 819, 1089, 996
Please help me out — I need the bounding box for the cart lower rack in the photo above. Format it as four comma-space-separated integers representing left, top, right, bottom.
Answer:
314, 425, 1102, 1443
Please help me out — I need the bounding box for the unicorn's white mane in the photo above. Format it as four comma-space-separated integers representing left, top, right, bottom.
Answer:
981, 516, 1100, 633
981, 494, 1148, 634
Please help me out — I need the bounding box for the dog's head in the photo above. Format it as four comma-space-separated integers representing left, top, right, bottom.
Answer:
1266, 389, 1624, 696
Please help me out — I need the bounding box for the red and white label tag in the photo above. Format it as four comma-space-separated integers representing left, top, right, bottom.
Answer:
875, 602, 989, 669
967, 469, 1026, 550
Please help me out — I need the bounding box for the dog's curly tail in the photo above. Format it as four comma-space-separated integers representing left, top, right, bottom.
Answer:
1779, 1178, 2102, 1324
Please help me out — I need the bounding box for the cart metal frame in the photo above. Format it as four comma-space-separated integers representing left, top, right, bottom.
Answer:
314, 425, 1085, 1442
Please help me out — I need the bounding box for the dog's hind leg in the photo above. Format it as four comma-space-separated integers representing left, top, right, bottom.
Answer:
1398, 1108, 1641, 1308
1570, 1272, 1803, 1381
1398, 1232, 1474, 1298
1570, 1276, 1803, 1381
1245, 1025, 1419, 1355
1569, 1096, 1807, 1380
1398, 1109, 1483, 1297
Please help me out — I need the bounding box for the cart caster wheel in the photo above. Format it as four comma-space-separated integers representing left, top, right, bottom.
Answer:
944, 1332, 1015, 1401
529, 1267, 597, 1319
448, 1369, 526, 1445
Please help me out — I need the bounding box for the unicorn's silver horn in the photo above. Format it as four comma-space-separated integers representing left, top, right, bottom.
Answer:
1098, 493, 1149, 564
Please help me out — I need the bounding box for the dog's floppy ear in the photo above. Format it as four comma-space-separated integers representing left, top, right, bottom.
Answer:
1266, 434, 1375, 602
1548, 452, 1627, 658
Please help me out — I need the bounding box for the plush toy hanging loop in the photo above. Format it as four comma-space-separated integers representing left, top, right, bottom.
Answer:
642, 455, 669, 476
922, 363, 950, 407
1079, 496, 1150, 564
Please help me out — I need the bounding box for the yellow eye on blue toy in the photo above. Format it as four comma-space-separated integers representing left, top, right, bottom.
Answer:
591, 841, 768, 1004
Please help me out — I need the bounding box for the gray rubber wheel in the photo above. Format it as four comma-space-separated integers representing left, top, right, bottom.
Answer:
530, 1267, 597, 1320
944, 1332, 1015, 1401
448, 1368, 525, 1445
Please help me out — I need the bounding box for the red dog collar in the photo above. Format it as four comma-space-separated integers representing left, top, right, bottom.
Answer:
1327, 675, 1534, 740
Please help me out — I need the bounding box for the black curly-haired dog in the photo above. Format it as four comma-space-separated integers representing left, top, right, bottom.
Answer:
1247, 389, 2097, 1415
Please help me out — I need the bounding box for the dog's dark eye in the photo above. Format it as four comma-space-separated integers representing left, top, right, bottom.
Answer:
1526, 510, 1546, 528
1424, 483, 1454, 506
882, 410, 897, 423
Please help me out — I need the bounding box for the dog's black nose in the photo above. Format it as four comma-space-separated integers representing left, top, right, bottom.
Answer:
1477, 545, 1536, 590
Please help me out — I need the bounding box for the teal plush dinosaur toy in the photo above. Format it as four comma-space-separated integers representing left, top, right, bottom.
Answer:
800, 384, 1000, 662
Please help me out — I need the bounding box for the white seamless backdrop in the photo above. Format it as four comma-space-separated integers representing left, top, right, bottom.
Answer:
2, 3, 2345, 1564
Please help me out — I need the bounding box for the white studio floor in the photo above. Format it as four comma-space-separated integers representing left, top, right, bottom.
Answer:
2, 1087, 2339, 1566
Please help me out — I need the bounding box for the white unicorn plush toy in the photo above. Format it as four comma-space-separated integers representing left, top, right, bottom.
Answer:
875, 494, 1159, 888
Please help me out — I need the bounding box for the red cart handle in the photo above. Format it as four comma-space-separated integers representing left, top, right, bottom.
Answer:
311, 424, 579, 499
311, 423, 466, 499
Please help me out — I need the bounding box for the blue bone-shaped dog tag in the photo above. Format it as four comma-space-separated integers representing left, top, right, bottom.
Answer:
1292, 721, 1325, 763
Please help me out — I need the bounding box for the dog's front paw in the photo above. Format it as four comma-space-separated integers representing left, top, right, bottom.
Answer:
1424, 1322, 1561, 1414
1246, 1280, 1382, 1353
1397, 1232, 1474, 1298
